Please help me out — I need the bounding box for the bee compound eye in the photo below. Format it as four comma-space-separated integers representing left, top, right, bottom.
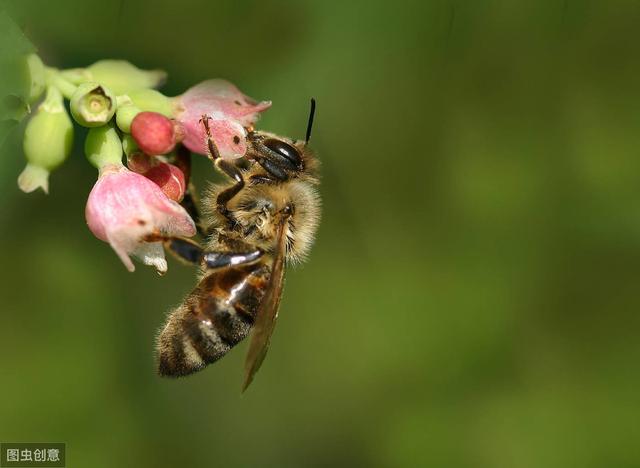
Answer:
263, 139, 302, 168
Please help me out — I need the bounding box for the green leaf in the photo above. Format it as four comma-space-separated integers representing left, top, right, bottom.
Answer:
0, 10, 36, 147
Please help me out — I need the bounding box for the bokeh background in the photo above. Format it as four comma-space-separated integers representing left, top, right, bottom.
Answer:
1, 0, 639, 466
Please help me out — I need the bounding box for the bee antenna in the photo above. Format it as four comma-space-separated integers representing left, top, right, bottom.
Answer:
305, 98, 316, 144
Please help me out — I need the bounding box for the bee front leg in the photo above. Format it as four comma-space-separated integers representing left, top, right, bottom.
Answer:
213, 158, 245, 222
246, 133, 304, 181
200, 115, 246, 226
160, 237, 263, 270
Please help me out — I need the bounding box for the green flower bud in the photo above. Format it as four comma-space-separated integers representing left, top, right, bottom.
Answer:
125, 89, 173, 117
116, 104, 141, 133
87, 60, 167, 95
85, 122, 123, 169
59, 67, 92, 85
116, 95, 133, 107
25, 54, 45, 103
18, 86, 74, 193
70, 82, 116, 127
121, 134, 139, 157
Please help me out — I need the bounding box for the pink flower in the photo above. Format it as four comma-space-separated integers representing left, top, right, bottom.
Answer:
174, 79, 271, 160
126, 152, 186, 202
85, 165, 196, 273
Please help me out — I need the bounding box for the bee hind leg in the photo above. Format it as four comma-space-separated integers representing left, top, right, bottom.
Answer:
159, 236, 264, 269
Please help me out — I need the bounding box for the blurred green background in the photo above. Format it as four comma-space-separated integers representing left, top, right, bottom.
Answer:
1, 0, 640, 466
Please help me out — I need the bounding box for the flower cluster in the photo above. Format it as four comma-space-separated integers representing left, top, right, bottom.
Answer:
17, 56, 271, 273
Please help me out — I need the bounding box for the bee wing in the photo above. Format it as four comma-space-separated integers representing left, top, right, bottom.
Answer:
242, 218, 288, 392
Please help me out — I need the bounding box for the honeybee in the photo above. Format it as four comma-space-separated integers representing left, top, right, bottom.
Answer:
155, 100, 320, 390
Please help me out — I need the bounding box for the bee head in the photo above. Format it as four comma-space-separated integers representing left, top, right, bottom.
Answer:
245, 99, 316, 179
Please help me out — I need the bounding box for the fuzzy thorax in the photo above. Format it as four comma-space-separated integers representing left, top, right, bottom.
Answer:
204, 179, 320, 263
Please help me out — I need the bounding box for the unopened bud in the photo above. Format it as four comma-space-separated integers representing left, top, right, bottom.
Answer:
116, 104, 142, 133
59, 67, 93, 85
85, 123, 123, 170
126, 89, 173, 117
70, 82, 116, 127
131, 111, 177, 155
87, 60, 167, 95
18, 86, 74, 193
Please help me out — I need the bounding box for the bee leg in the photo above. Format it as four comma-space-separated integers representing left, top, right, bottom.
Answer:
202, 247, 263, 269
164, 237, 204, 265
163, 237, 263, 269
214, 159, 245, 222
200, 115, 246, 225
254, 157, 288, 181
249, 175, 278, 185
247, 135, 302, 180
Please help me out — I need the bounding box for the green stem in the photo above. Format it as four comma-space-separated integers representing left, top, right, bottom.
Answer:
45, 67, 78, 99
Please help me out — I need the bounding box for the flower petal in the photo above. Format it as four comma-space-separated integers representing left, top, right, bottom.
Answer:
132, 241, 168, 274
17, 163, 50, 194
181, 117, 247, 160
179, 79, 271, 125
106, 227, 142, 272
175, 79, 271, 159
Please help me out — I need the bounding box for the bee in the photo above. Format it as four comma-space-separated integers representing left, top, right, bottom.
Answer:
155, 100, 320, 390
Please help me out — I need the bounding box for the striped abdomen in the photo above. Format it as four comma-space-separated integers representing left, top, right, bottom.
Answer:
156, 261, 271, 377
